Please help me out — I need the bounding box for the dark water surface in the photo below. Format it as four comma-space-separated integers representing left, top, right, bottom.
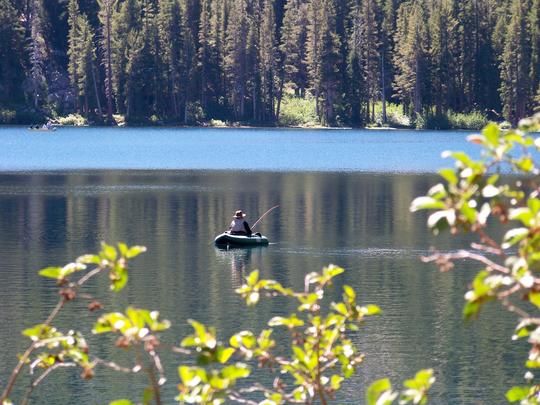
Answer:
0, 170, 524, 404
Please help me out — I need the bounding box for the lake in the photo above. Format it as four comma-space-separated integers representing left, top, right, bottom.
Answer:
0, 127, 523, 404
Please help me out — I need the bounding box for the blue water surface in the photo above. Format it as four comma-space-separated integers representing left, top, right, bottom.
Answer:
0, 126, 479, 172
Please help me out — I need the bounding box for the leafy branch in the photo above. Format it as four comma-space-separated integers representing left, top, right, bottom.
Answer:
410, 113, 540, 403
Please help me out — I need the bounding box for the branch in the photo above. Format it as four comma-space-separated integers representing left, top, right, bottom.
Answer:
0, 265, 104, 402
21, 363, 77, 405
93, 357, 134, 374
422, 250, 509, 274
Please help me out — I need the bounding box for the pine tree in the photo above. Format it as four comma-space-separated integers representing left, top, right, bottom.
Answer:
27, 0, 48, 109
348, 0, 380, 123
427, 0, 455, 115
98, 0, 116, 123
67, 0, 80, 110
278, 0, 308, 121
158, 0, 184, 120
112, 0, 141, 114
393, 0, 428, 119
0, 0, 25, 104
380, 0, 398, 123
259, 0, 278, 123
306, 0, 341, 124
124, 0, 157, 122
76, 14, 102, 118
500, 0, 532, 124
346, 16, 366, 126
224, 0, 249, 120
529, 0, 540, 108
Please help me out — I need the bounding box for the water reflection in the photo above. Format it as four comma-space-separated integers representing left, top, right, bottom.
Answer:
0, 171, 526, 404
214, 246, 267, 288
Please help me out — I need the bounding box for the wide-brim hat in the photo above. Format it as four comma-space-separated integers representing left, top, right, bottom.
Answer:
234, 210, 246, 218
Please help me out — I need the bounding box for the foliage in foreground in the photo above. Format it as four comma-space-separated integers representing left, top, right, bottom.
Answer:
411, 113, 540, 403
0, 244, 433, 405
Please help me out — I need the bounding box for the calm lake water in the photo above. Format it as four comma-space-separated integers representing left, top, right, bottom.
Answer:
0, 127, 524, 404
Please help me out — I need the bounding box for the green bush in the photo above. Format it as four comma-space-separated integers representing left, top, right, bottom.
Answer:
373, 102, 411, 127
278, 94, 319, 127
0, 244, 433, 405
411, 113, 540, 403
0, 109, 16, 124
185, 102, 206, 125
416, 110, 489, 130
56, 113, 87, 126
447, 110, 489, 130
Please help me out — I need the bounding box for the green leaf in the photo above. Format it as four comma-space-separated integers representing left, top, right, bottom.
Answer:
360, 304, 382, 316
410, 197, 445, 212
506, 386, 531, 402
109, 400, 135, 405
482, 123, 500, 146
216, 347, 235, 364
221, 363, 250, 380
502, 228, 529, 249
530, 293, 540, 310
439, 168, 458, 186
330, 374, 344, 390
268, 314, 304, 328
427, 210, 455, 229
442, 151, 473, 167
126, 245, 147, 259
366, 378, 396, 405
38, 267, 63, 279
482, 184, 500, 198
101, 242, 117, 261
460, 202, 477, 223
77, 254, 101, 264
246, 270, 259, 286
509, 208, 533, 226
516, 157, 534, 172
332, 302, 348, 316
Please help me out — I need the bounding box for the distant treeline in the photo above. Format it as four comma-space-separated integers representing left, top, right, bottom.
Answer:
0, 0, 539, 126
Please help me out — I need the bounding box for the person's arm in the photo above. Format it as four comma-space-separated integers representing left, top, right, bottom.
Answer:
243, 221, 252, 236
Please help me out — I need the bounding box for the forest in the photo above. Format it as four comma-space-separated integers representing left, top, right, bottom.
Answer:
0, 0, 539, 127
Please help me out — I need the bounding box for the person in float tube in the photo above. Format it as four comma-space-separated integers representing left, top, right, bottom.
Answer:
229, 210, 252, 236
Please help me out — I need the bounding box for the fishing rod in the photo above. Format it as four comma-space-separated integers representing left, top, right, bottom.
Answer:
251, 205, 280, 230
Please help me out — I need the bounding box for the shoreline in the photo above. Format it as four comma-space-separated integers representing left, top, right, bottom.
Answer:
0, 123, 487, 131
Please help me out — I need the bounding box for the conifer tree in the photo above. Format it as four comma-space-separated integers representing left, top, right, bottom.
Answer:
393, 0, 428, 119
427, 0, 455, 115
224, 0, 249, 120
259, 0, 277, 123
529, 0, 540, 108
27, 0, 48, 109
98, 0, 116, 123
76, 14, 102, 118
112, 0, 141, 114
67, 0, 81, 111
306, 0, 341, 124
158, 0, 184, 120
500, 0, 531, 124
279, 0, 308, 119
124, 0, 157, 122
0, 0, 25, 105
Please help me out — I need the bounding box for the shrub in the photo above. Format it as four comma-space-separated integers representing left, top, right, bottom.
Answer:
373, 102, 411, 128
0, 109, 16, 124
278, 95, 319, 127
411, 113, 540, 403
186, 102, 206, 125
0, 244, 433, 405
416, 110, 489, 130
56, 113, 87, 126
447, 110, 488, 130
